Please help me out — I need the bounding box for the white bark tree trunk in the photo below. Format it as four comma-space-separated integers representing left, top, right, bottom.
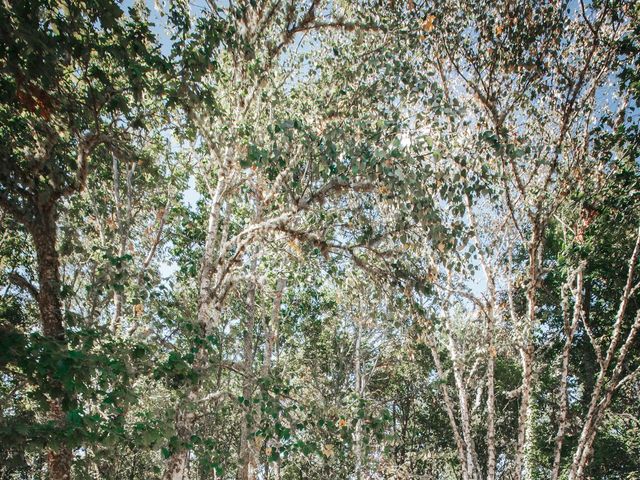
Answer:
569, 230, 640, 479
515, 226, 543, 480
551, 264, 585, 480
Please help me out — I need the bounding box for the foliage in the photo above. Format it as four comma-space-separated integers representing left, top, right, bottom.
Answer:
1, 1, 639, 479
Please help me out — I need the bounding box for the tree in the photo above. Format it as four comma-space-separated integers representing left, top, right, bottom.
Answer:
1, 1, 639, 479
0, 1, 167, 478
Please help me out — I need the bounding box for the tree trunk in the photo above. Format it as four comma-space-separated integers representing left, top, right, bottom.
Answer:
238, 257, 258, 480
163, 384, 201, 480
551, 265, 584, 480
31, 204, 72, 480
569, 229, 640, 479
262, 278, 285, 479
448, 335, 480, 480
163, 178, 228, 480
426, 339, 469, 480
485, 308, 497, 480
163, 446, 189, 480
515, 227, 542, 480
466, 196, 496, 480
354, 322, 363, 480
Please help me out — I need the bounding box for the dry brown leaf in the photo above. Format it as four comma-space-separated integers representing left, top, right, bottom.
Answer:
322, 444, 335, 457
422, 14, 436, 32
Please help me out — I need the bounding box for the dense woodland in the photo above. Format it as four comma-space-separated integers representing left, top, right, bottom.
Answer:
1, 0, 640, 479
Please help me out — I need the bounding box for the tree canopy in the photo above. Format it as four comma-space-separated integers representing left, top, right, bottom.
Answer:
1, 1, 639, 479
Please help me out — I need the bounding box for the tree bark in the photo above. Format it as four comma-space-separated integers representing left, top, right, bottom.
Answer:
448, 334, 480, 480
262, 278, 285, 479
551, 265, 584, 480
238, 256, 258, 480
515, 226, 542, 480
568, 229, 640, 479
31, 203, 72, 480
163, 168, 229, 479
466, 195, 496, 480
354, 322, 363, 480
426, 338, 470, 480
485, 306, 497, 480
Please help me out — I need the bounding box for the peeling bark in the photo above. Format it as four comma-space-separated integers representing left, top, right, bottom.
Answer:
551, 264, 584, 480
515, 226, 543, 480
569, 229, 640, 479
